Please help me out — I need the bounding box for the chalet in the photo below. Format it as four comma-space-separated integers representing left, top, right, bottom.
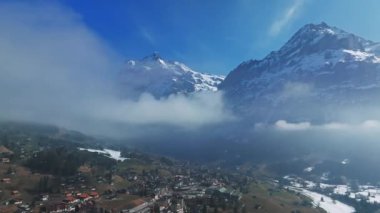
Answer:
40, 194, 49, 201
1, 158, 10, 163
19, 204, 31, 211
78, 193, 91, 201
10, 198, 22, 205
1, 178, 11, 183
11, 190, 20, 195
64, 196, 79, 204
89, 191, 99, 198
45, 203, 75, 213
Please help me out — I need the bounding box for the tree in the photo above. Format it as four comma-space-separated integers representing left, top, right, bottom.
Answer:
233, 204, 238, 213
214, 207, 219, 213
153, 203, 160, 213
202, 204, 208, 213
242, 205, 247, 213
37, 176, 50, 193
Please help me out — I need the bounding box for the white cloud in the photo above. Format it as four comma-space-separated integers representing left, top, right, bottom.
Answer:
321, 122, 349, 130
275, 120, 311, 130
269, 0, 306, 36
359, 120, 380, 129
88, 92, 234, 127
270, 120, 380, 132
320, 120, 380, 131
0, 2, 233, 136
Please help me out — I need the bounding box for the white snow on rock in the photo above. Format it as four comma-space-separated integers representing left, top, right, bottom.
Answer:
78, 148, 128, 161
304, 166, 314, 172
341, 159, 350, 165
290, 187, 355, 213
333, 185, 350, 195
356, 186, 380, 204
118, 52, 224, 98
305, 180, 317, 189
285, 175, 380, 206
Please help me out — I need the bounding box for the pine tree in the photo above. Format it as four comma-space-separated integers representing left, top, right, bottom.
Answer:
153, 203, 160, 213
202, 204, 207, 213
214, 207, 218, 213
242, 205, 247, 213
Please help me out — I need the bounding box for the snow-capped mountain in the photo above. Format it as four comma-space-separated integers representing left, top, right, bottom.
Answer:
220, 22, 380, 121
118, 52, 224, 98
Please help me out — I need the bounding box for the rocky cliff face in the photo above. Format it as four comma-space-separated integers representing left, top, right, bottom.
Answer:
118, 53, 224, 99
220, 23, 380, 122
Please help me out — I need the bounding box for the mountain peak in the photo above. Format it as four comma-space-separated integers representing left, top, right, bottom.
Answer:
277, 22, 371, 58
220, 22, 380, 121
303, 22, 332, 30
142, 52, 163, 61
295, 22, 343, 38
119, 54, 225, 98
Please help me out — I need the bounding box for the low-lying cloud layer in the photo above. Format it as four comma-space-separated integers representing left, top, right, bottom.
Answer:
263, 119, 380, 132
91, 92, 233, 126
0, 2, 233, 136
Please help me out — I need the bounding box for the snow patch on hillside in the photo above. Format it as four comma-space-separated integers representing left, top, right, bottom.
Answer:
289, 187, 355, 213
78, 148, 128, 161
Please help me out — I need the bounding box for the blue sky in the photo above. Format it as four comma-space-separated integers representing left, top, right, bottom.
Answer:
62, 0, 380, 75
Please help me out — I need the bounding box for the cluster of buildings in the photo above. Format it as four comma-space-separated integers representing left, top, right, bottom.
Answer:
0, 136, 250, 213
115, 165, 245, 212
40, 191, 100, 212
